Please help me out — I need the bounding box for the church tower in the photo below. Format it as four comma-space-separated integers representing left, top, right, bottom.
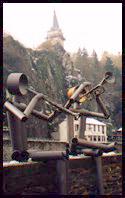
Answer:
46, 11, 65, 47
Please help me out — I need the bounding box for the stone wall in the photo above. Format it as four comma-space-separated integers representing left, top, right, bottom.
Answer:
3, 139, 66, 162
3, 138, 122, 162
3, 154, 122, 195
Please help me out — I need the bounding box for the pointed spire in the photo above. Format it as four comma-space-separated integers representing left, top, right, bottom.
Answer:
52, 10, 59, 29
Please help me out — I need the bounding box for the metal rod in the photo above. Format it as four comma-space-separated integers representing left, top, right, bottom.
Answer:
24, 94, 43, 117
70, 108, 105, 118
70, 141, 78, 155
102, 142, 118, 153
28, 151, 68, 161
13, 102, 49, 121
69, 83, 88, 101
96, 95, 110, 119
19, 121, 28, 151
7, 112, 25, 151
48, 110, 62, 121
79, 116, 86, 138
4, 101, 27, 121
14, 95, 28, 152
72, 138, 117, 152
82, 149, 103, 157
47, 99, 73, 121
56, 160, 68, 195
46, 94, 74, 121
28, 88, 74, 113
67, 115, 74, 143
94, 156, 104, 195
28, 88, 79, 118
64, 99, 74, 109
80, 72, 114, 98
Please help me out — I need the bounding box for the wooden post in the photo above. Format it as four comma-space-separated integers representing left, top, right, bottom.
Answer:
56, 160, 68, 195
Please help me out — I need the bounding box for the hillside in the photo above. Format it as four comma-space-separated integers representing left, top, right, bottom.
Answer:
3, 35, 74, 138
3, 35, 122, 139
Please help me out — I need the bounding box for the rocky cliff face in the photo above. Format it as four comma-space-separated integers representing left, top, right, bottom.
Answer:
3, 35, 75, 138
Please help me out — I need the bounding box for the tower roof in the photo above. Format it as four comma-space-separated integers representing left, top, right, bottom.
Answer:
52, 10, 59, 30
46, 10, 65, 45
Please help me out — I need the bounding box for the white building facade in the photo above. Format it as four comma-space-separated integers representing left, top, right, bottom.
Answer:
59, 117, 107, 143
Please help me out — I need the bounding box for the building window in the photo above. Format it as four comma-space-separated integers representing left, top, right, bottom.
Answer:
88, 124, 92, 131
102, 126, 105, 134
94, 136, 96, 141
98, 125, 100, 132
88, 124, 92, 130
88, 136, 91, 140
98, 136, 100, 141
93, 125, 96, 131
75, 124, 79, 131
102, 136, 105, 142
90, 136, 92, 141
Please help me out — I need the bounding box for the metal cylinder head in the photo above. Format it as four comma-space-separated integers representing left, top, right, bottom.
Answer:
7, 73, 28, 95
11, 150, 29, 162
11, 150, 22, 161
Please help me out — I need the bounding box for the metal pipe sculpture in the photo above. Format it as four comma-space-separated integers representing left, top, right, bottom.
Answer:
4, 72, 116, 195
5, 73, 79, 121
67, 137, 117, 195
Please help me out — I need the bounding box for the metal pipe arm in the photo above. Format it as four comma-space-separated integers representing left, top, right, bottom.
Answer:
96, 95, 110, 119
82, 149, 103, 157
13, 101, 49, 121
70, 108, 105, 118
4, 101, 27, 121
27, 88, 79, 118
24, 94, 43, 117
72, 138, 117, 153
78, 72, 115, 99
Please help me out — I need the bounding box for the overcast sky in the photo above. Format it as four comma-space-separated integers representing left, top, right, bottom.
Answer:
3, 3, 122, 59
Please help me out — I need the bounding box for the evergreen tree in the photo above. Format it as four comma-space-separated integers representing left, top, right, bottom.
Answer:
81, 48, 88, 56
89, 49, 102, 84
72, 48, 90, 82
104, 57, 114, 72
77, 48, 82, 56
91, 49, 98, 66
